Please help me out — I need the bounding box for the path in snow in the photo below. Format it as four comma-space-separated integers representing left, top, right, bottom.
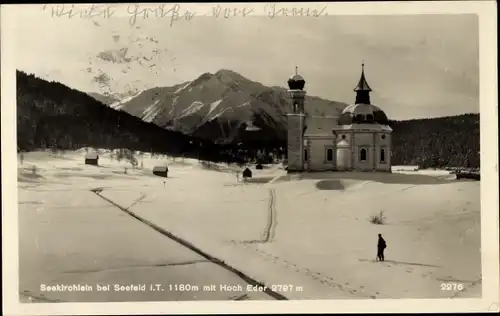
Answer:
18, 185, 274, 302
263, 189, 278, 243
242, 188, 278, 244
90, 187, 287, 300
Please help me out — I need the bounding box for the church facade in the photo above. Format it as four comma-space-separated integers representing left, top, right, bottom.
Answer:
286, 64, 392, 173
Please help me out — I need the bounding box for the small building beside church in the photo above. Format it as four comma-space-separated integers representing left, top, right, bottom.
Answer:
286, 64, 392, 173
153, 165, 169, 177
84, 152, 99, 166
242, 167, 252, 179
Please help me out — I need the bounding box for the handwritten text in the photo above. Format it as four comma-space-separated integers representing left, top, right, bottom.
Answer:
43, 4, 116, 19
127, 4, 196, 27
210, 5, 255, 18
265, 4, 328, 18
41, 4, 330, 27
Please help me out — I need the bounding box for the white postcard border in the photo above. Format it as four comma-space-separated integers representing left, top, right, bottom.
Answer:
1, 1, 498, 315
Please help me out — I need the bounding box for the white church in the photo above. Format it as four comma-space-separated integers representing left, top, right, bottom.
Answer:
286, 64, 392, 173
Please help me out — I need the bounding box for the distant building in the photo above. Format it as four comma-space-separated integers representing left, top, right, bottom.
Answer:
153, 165, 169, 177
85, 152, 99, 166
286, 64, 392, 172
242, 168, 252, 178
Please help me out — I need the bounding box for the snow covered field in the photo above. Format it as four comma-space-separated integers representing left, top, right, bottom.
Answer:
17, 149, 482, 301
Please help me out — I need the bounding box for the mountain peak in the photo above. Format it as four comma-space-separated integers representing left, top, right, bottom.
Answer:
192, 69, 243, 80
214, 69, 243, 77
214, 69, 255, 86
188, 69, 253, 89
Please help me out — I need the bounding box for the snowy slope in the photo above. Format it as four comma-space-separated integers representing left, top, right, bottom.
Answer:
17, 150, 483, 301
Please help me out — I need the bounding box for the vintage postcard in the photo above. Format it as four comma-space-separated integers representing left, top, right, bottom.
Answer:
1, 1, 498, 315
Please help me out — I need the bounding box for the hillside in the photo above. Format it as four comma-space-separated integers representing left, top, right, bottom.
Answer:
111, 69, 348, 144
87, 92, 119, 106
16, 70, 240, 162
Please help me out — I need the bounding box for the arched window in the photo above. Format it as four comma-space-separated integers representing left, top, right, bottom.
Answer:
380, 148, 386, 162
360, 148, 367, 161
326, 148, 333, 161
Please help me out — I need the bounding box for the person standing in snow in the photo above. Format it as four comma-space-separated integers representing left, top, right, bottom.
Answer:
376, 234, 387, 262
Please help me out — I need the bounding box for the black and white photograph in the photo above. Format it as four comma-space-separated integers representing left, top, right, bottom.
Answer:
1, 1, 498, 315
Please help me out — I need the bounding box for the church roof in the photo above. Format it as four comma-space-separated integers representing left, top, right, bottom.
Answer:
304, 116, 339, 136
290, 74, 304, 81
338, 124, 392, 132
354, 63, 372, 92
338, 103, 389, 126
342, 103, 376, 115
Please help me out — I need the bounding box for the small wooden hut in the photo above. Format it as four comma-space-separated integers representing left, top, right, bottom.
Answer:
85, 152, 99, 166
153, 165, 169, 178
242, 168, 252, 179
256, 164, 263, 170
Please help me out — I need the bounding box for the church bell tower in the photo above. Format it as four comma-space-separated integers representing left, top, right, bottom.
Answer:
286, 67, 307, 172
354, 63, 372, 105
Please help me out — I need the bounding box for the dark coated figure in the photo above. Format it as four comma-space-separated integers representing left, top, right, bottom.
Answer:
376, 233, 387, 262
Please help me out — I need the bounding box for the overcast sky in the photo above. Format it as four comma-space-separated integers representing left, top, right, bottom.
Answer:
9, 4, 479, 120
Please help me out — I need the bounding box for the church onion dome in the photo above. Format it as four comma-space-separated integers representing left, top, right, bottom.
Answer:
287, 66, 306, 90
338, 103, 389, 125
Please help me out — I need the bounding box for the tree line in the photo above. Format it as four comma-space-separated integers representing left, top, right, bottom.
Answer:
389, 114, 480, 169
16, 70, 245, 163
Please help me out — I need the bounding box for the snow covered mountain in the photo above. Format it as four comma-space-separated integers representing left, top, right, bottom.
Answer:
87, 92, 119, 106
111, 69, 348, 144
